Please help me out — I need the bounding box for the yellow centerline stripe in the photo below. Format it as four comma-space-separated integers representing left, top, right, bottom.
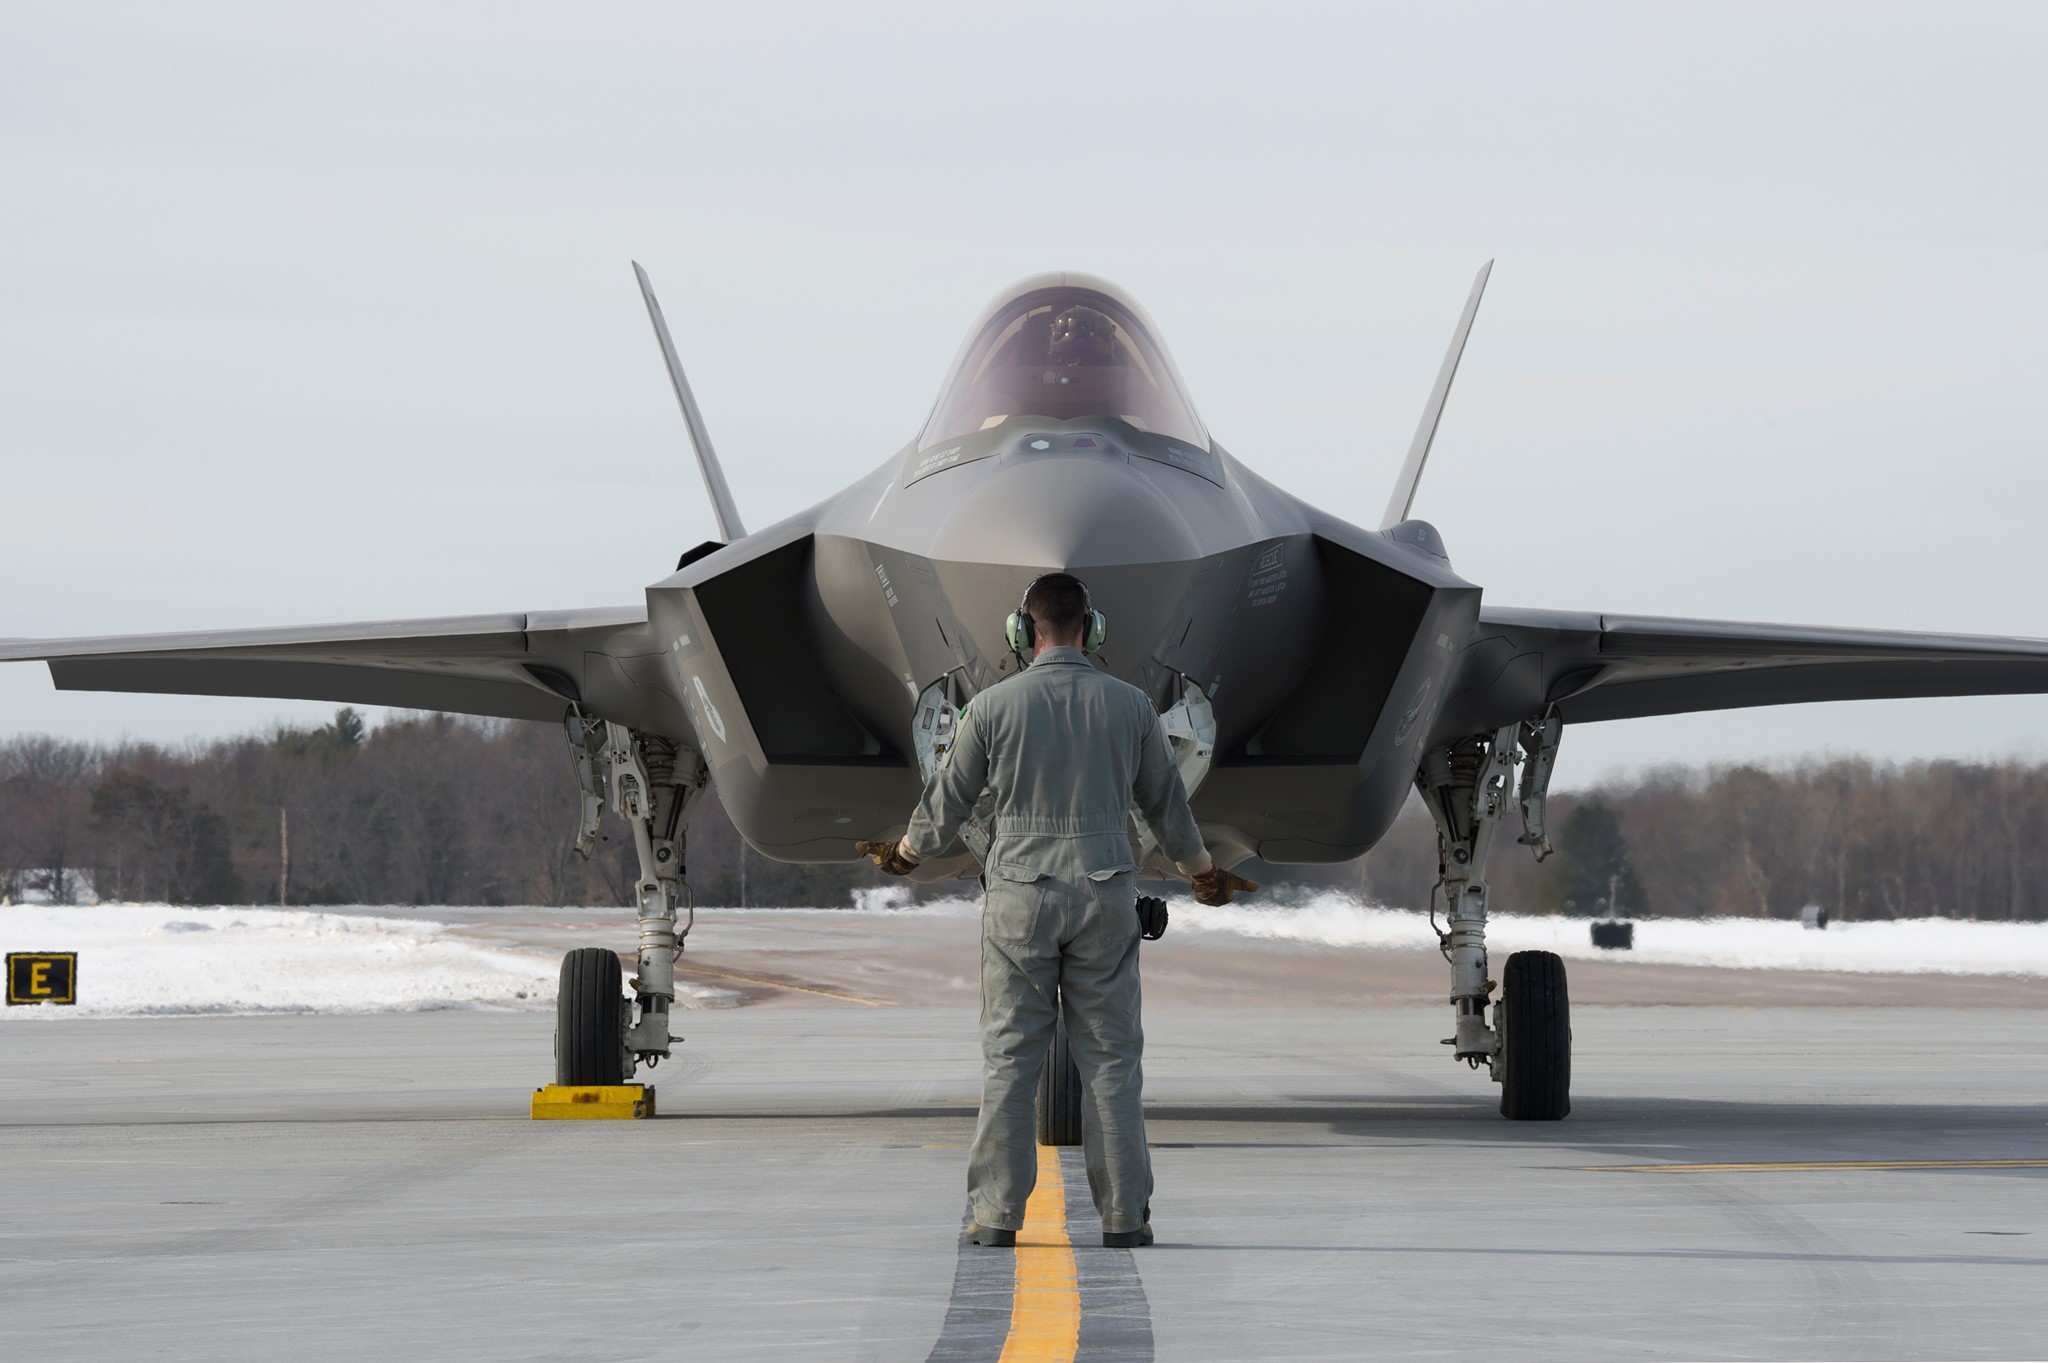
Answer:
1584, 1159, 2048, 1173
997, 1145, 1081, 1363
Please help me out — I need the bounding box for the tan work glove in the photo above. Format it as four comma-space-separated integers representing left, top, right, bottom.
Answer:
1190, 865, 1258, 906
856, 839, 920, 876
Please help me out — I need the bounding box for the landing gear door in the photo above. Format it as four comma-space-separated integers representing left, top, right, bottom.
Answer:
912, 674, 995, 867
1133, 675, 1216, 873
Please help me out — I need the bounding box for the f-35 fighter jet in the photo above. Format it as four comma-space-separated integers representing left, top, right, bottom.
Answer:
12, 263, 2048, 1121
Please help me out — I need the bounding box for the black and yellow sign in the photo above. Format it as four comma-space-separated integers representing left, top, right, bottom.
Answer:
6, 953, 77, 1006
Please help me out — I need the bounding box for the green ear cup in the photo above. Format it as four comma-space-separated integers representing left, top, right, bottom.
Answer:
1084, 608, 1108, 654
1006, 577, 1104, 654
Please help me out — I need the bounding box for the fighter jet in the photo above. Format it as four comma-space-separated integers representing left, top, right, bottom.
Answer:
11, 262, 2048, 1123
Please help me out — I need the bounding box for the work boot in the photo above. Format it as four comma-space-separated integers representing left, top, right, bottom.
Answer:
1102, 1223, 1153, 1248
967, 1222, 1017, 1247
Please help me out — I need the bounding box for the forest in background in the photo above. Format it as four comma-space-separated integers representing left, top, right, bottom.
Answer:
2, 708, 2044, 920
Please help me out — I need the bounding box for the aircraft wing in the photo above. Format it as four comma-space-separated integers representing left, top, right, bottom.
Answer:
0, 606, 663, 726
1448, 607, 2048, 729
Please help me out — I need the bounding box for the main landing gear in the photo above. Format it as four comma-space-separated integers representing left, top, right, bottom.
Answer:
1035, 893, 1168, 1147
557, 714, 710, 1085
1416, 715, 1572, 1120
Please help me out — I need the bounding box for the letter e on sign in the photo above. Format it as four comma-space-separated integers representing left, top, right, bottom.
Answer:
6, 953, 77, 1005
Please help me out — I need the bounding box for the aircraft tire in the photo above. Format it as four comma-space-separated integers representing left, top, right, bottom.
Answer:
1036, 1006, 1084, 1146
556, 947, 626, 1087
1499, 950, 1571, 1121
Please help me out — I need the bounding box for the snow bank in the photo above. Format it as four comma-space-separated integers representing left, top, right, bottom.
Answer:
0, 905, 558, 1018
821, 889, 2045, 977
846, 888, 978, 917
1169, 895, 2048, 977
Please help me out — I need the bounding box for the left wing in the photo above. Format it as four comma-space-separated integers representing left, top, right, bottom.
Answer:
0, 606, 688, 733
1436, 607, 2048, 732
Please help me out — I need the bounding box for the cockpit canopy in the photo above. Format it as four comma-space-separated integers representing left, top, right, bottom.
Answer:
919, 274, 1208, 451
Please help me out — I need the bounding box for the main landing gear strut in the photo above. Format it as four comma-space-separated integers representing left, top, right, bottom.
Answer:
557, 714, 709, 1086
1416, 714, 1572, 1120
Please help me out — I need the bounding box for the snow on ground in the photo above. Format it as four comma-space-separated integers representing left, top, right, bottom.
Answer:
1169, 895, 2048, 977
0, 905, 561, 1018
7, 896, 2040, 1020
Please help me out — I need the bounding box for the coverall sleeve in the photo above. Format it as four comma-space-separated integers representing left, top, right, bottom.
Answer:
1130, 704, 1207, 867
902, 704, 992, 861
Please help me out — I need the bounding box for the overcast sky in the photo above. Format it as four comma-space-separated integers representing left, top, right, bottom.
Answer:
4, 2, 2046, 788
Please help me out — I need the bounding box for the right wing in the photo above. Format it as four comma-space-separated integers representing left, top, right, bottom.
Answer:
1441, 606, 2048, 732
0, 605, 687, 732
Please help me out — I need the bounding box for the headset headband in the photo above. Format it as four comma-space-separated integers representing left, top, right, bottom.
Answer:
1017, 573, 1090, 617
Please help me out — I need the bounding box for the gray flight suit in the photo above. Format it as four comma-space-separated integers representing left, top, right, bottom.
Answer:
904, 645, 1206, 1234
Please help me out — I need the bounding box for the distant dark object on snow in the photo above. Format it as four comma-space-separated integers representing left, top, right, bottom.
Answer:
1591, 920, 1634, 950
1802, 904, 1830, 931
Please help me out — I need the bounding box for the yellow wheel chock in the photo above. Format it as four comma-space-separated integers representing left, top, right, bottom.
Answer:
530, 1084, 656, 1119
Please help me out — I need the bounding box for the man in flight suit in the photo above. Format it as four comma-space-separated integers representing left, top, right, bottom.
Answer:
859, 573, 1255, 1248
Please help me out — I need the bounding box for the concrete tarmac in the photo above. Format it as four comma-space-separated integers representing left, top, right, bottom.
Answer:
1, 911, 2042, 1361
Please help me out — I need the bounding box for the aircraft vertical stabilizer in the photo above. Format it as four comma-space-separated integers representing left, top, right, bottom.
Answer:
633, 261, 748, 542
1379, 260, 1493, 530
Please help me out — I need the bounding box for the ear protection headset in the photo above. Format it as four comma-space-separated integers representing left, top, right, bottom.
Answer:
1005, 574, 1108, 655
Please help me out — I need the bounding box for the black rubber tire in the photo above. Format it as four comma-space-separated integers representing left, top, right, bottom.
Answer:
556, 947, 626, 1086
1036, 1005, 1085, 1146
1499, 950, 1571, 1120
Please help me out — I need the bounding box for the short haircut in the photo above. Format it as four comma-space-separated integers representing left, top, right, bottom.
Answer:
1024, 573, 1090, 642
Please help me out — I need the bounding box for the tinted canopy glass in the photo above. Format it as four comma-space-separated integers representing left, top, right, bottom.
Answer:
920, 280, 1207, 451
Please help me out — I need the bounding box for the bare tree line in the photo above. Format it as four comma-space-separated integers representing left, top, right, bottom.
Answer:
0, 711, 875, 909
2, 711, 2043, 919
1351, 758, 2048, 922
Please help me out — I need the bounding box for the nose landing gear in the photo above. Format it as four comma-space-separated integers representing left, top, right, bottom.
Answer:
1036, 1005, 1084, 1147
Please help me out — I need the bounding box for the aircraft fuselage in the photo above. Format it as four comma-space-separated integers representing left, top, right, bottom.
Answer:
649, 415, 1477, 876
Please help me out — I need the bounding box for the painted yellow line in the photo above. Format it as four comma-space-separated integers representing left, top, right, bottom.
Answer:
998, 1145, 1080, 1363
679, 963, 895, 1007
1584, 1159, 2048, 1173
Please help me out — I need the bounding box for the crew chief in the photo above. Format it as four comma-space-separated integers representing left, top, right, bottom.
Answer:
860, 573, 1254, 1248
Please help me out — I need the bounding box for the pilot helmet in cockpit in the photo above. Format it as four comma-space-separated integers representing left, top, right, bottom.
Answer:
1046, 305, 1121, 368
918, 278, 1210, 451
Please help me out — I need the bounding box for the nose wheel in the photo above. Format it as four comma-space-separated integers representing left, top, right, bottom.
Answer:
1036, 1003, 1084, 1146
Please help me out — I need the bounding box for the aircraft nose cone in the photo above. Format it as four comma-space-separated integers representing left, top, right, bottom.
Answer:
925, 455, 1204, 568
